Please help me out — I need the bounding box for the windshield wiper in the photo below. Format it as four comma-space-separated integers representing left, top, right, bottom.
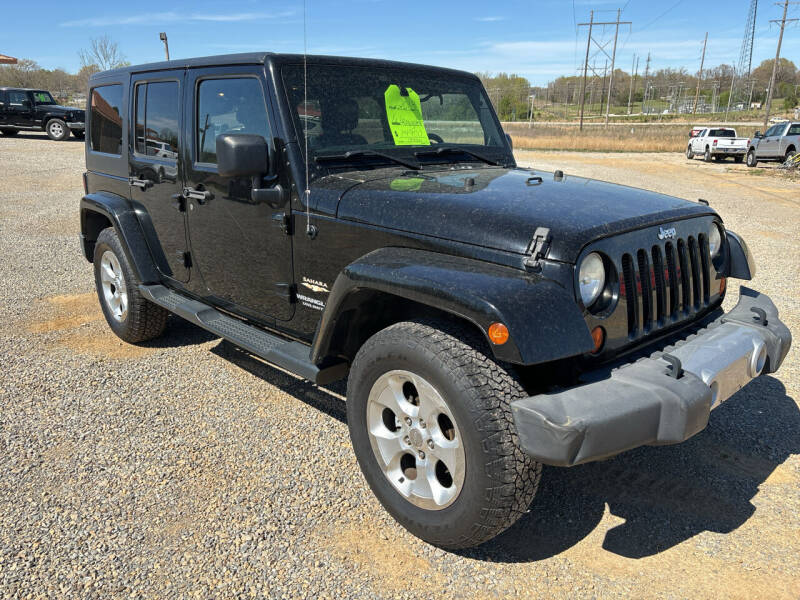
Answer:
414, 147, 499, 166
315, 150, 420, 171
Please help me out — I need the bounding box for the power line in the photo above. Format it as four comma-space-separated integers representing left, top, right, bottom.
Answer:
638, 0, 686, 33
763, 0, 800, 129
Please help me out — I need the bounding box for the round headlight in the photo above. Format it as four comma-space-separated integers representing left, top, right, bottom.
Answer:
579, 252, 606, 307
708, 224, 722, 258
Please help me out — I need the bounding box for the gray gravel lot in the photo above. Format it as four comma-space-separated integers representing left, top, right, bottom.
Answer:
1, 134, 798, 599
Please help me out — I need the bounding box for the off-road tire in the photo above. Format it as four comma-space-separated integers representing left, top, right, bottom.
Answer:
45, 118, 69, 141
346, 319, 541, 549
93, 227, 168, 343
686, 146, 694, 159
746, 149, 758, 168
785, 149, 797, 164
704, 147, 712, 162
0, 128, 19, 136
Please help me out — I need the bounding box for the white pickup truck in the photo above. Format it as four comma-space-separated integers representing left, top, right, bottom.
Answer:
686, 127, 749, 163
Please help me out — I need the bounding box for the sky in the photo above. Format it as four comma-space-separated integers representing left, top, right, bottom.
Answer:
2, 0, 799, 85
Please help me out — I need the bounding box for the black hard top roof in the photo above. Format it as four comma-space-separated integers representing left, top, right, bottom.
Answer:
89, 52, 478, 82
0, 87, 50, 92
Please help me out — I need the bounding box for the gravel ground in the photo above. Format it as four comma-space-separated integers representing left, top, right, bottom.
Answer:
1, 134, 798, 599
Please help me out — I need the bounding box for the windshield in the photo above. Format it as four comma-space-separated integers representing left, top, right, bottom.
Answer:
32, 91, 56, 105
281, 64, 508, 169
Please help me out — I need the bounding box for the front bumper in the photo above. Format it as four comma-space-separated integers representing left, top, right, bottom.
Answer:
511, 287, 791, 467
67, 122, 85, 130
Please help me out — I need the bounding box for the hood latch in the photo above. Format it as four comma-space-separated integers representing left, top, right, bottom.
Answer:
524, 227, 551, 272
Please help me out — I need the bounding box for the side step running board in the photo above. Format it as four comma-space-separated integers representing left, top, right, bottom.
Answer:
140, 284, 348, 385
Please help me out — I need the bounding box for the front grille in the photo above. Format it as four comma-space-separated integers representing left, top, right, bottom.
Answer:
620, 233, 711, 338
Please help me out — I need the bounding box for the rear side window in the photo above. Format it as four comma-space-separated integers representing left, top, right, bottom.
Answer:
133, 81, 179, 160
787, 124, 800, 136
708, 129, 734, 138
7, 90, 29, 105
196, 78, 269, 164
90, 85, 123, 155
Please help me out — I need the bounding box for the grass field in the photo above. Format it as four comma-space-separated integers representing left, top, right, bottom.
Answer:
504, 123, 696, 152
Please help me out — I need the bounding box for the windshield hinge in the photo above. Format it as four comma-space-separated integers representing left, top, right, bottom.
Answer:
524, 227, 551, 272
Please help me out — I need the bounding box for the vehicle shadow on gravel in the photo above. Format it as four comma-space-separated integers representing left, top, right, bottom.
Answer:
210, 341, 348, 423
455, 375, 800, 563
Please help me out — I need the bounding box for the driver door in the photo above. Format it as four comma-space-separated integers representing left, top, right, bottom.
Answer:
183, 67, 294, 322
7, 90, 34, 127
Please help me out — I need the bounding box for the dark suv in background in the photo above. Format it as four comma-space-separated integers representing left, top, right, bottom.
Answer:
0, 87, 85, 140
78, 53, 791, 549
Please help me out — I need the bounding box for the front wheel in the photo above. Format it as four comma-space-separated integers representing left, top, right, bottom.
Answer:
346, 320, 541, 549
746, 150, 758, 168
93, 228, 168, 343
686, 145, 694, 159
46, 118, 69, 141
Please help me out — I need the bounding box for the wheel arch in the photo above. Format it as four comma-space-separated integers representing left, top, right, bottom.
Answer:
80, 192, 162, 283
311, 247, 594, 367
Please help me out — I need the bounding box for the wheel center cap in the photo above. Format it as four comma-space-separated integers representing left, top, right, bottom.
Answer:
409, 429, 423, 448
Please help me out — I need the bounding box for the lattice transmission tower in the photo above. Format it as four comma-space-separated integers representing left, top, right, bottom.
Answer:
731, 0, 759, 110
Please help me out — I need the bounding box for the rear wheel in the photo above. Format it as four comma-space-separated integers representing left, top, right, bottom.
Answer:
704, 147, 712, 162
93, 228, 168, 343
0, 128, 19, 136
347, 320, 541, 549
46, 118, 69, 141
746, 149, 758, 168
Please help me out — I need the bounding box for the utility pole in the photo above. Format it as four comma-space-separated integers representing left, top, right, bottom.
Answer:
600, 60, 608, 117
627, 54, 638, 115
642, 52, 651, 114
604, 8, 622, 126
159, 32, 170, 60
763, 0, 799, 130
577, 10, 632, 129
578, 10, 594, 130
693, 32, 708, 114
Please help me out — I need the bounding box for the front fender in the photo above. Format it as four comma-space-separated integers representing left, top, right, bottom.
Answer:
311, 247, 594, 365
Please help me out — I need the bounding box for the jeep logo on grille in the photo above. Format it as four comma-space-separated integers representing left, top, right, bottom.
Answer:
658, 226, 677, 240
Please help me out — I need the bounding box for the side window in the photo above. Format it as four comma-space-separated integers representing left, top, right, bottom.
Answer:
133, 81, 179, 160
788, 124, 800, 136
90, 85, 123, 155
196, 77, 269, 164
8, 90, 29, 106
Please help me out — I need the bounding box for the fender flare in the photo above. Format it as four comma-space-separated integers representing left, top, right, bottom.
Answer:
311, 247, 594, 366
726, 230, 755, 280
80, 192, 163, 283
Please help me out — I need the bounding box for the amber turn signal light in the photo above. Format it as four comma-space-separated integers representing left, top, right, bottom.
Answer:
719, 277, 727, 296
591, 326, 605, 354
487, 322, 509, 345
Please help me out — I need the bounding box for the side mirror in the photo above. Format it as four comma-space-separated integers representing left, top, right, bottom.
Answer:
215, 133, 286, 208
754, 131, 762, 138
505, 133, 513, 151
216, 133, 269, 177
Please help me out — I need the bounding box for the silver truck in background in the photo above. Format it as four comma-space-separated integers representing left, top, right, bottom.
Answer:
686, 127, 749, 163
746, 121, 800, 167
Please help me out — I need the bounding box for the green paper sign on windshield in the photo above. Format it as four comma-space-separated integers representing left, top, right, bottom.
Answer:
384, 85, 430, 146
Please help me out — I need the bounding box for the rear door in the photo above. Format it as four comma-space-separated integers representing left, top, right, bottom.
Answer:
759, 124, 781, 158
129, 71, 190, 283
183, 66, 294, 321
6, 90, 34, 126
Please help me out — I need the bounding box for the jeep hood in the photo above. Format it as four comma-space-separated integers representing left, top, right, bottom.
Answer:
334, 167, 715, 263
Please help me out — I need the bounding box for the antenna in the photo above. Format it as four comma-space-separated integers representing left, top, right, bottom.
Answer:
303, 0, 315, 238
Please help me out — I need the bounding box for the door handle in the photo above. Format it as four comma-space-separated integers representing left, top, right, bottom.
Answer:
183, 187, 214, 204
130, 177, 153, 189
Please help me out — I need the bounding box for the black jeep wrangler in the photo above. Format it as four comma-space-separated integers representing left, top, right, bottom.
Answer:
0, 87, 85, 140
79, 53, 791, 549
